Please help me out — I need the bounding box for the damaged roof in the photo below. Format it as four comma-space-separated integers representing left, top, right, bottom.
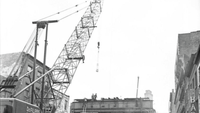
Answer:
0, 52, 22, 78
178, 30, 200, 57
175, 31, 200, 80
0, 52, 51, 79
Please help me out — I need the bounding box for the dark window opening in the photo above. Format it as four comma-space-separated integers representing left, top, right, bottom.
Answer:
0, 105, 13, 113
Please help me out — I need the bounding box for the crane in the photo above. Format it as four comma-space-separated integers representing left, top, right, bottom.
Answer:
50, 0, 102, 109
0, 0, 103, 112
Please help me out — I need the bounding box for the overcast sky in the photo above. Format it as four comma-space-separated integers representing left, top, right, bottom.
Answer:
1, 0, 200, 112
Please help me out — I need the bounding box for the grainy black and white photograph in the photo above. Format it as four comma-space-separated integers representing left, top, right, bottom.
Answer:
0, 0, 200, 113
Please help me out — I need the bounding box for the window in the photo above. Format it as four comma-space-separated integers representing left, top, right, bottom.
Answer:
37, 71, 42, 83
0, 105, 13, 113
27, 65, 33, 80
35, 87, 40, 95
113, 104, 116, 107
45, 81, 48, 86
65, 100, 68, 110
25, 89, 30, 97
195, 72, 198, 89
1, 92, 6, 98
199, 67, 200, 87
25, 82, 29, 85
192, 78, 195, 89
190, 83, 192, 89
37, 71, 42, 78
25, 82, 30, 97
27, 65, 32, 72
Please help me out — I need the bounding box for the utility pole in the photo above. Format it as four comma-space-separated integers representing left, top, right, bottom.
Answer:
136, 76, 142, 112
136, 76, 139, 98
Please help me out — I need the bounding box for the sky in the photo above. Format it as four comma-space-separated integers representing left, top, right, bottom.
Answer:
1, 0, 200, 112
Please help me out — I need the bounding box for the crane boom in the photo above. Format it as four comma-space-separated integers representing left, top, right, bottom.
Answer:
51, 0, 102, 96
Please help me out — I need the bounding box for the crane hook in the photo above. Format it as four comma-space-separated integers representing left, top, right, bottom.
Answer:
97, 42, 100, 49
96, 42, 100, 72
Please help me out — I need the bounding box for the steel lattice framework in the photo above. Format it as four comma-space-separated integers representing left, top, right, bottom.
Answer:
51, 0, 102, 96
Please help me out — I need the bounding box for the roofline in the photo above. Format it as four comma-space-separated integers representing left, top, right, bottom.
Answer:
73, 97, 152, 103
25, 52, 51, 70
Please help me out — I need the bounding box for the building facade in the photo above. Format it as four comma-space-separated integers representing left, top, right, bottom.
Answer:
70, 97, 156, 113
173, 30, 200, 113
0, 52, 52, 104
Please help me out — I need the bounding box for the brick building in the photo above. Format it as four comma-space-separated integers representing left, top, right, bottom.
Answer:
0, 52, 70, 112
0, 52, 52, 104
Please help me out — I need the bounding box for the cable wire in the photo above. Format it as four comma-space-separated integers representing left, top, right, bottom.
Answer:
59, 6, 88, 21
38, 1, 88, 21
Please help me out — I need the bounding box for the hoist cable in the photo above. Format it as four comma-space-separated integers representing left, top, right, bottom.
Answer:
96, 14, 102, 72
9, 28, 37, 76
59, 6, 88, 21
23, 28, 37, 53
38, 1, 88, 21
